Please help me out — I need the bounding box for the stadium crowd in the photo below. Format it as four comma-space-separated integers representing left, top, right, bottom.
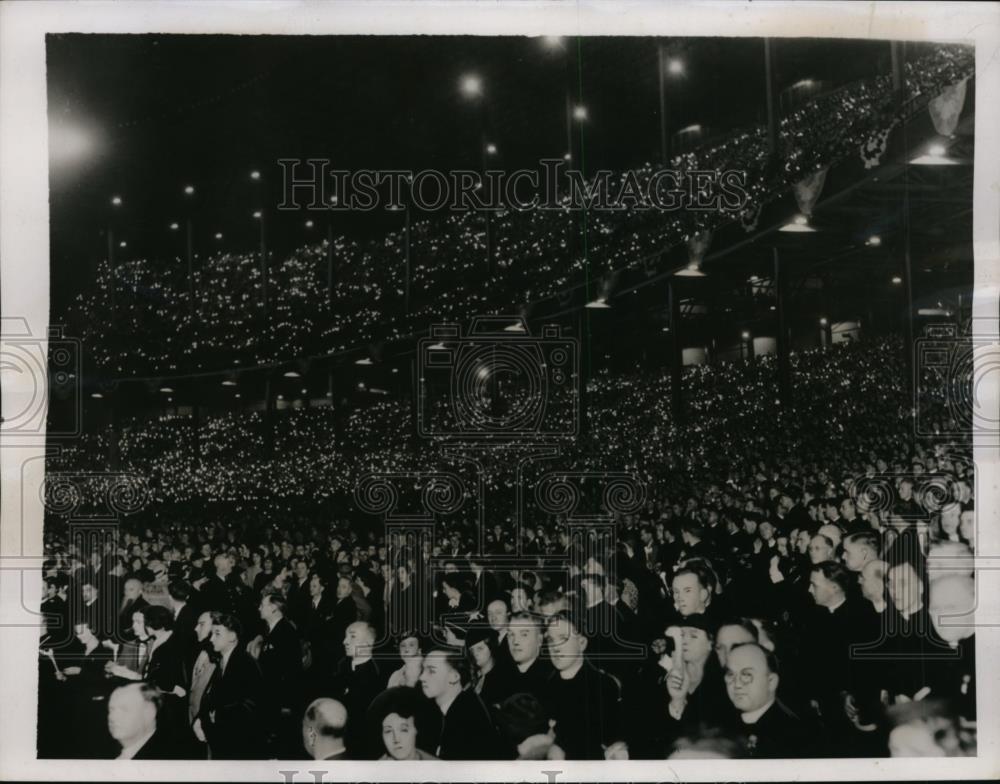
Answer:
64, 44, 973, 377
38, 335, 977, 761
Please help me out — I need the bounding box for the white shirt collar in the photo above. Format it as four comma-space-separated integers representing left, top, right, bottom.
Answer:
827, 595, 847, 613
117, 729, 155, 760
741, 698, 775, 725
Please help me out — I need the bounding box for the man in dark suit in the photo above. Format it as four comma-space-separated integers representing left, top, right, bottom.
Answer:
799, 560, 871, 753
926, 572, 976, 721
329, 576, 360, 665
724, 642, 817, 758
301, 698, 351, 760
418, 645, 504, 760
117, 578, 149, 644
252, 592, 303, 758
327, 621, 384, 759
499, 611, 554, 704
543, 611, 625, 760
196, 612, 264, 760
107, 682, 182, 760
167, 580, 199, 667
41, 574, 73, 659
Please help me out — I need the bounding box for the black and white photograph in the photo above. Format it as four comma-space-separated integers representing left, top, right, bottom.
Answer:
1, 2, 998, 781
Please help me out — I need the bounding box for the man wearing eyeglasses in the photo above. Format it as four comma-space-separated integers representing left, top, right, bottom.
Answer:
724, 642, 814, 758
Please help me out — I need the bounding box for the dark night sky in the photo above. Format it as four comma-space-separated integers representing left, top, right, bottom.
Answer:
46, 34, 909, 313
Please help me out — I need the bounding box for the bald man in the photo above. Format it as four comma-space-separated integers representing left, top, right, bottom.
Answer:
302, 698, 349, 760
107, 682, 179, 759
328, 621, 384, 758
925, 573, 976, 721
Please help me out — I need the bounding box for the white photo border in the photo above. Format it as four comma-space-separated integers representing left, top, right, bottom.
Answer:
1, 1, 998, 781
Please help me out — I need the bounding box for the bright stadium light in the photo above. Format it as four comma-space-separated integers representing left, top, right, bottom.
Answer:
184, 185, 195, 195
486, 143, 498, 155
253, 211, 262, 219
866, 235, 882, 247
250, 170, 261, 180
221, 379, 237, 387
667, 58, 684, 75
355, 358, 373, 365
283, 371, 301, 378
911, 141, 958, 165
542, 36, 565, 50
460, 73, 483, 99
573, 105, 588, 121
111, 195, 122, 206
305, 220, 314, 228
779, 214, 816, 233
159, 386, 174, 394
169, 222, 179, 231
892, 276, 903, 285
675, 263, 706, 277
741, 331, 751, 340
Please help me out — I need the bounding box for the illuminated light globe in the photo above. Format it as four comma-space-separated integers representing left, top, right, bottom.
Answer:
459, 74, 483, 98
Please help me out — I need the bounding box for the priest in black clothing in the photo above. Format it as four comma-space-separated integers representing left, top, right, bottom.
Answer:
724, 642, 817, 758
327, 621, 384, 759
543, 610, 625, 760
501, 611, 554, 704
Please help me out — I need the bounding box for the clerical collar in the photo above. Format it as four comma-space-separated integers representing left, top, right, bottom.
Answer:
741, 698, 775, 725
558, 657, 585, 681
351, 656, 371, 670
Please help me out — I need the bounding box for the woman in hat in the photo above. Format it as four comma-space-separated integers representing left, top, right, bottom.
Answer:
386, 630, 425, 689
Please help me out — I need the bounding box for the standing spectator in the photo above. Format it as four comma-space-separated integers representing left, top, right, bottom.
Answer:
196, 612, 263, 759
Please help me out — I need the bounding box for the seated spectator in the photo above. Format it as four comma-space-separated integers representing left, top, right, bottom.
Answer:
418, 645, 503, 760
301, 698, 350, 760
368, 687, 439, 761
